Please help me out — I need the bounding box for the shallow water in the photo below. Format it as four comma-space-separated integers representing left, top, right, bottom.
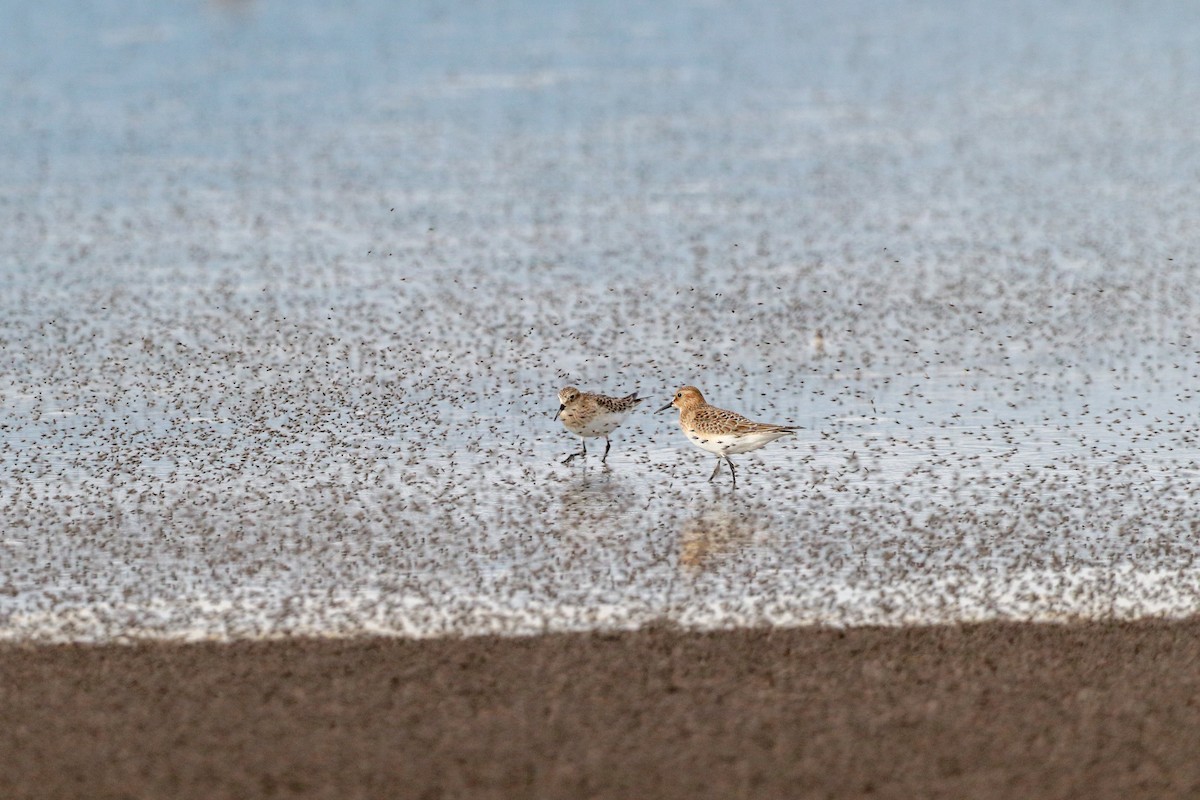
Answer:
4, 0, 1200, 640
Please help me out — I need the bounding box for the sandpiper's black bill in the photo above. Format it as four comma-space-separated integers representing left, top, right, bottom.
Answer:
554, 404, 564, 420
657, 401, 673, 413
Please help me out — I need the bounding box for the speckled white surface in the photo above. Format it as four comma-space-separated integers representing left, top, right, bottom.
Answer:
4, 0, 1200, 641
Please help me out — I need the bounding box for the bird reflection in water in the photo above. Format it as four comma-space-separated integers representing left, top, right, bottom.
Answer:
555, 468, 637, 522
678, 499, 761, 569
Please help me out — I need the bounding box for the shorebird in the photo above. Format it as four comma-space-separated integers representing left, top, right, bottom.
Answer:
555, 386, 644, 464
659, 385, 795, 488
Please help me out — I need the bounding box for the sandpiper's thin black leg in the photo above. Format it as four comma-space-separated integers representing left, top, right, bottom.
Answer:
562, 439, 586, 465
709, 457, 723, 482
602, 437, 612, 463
727, 456, 737, 489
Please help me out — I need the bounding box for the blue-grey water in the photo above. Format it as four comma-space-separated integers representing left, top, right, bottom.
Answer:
4, 0, 1200, 640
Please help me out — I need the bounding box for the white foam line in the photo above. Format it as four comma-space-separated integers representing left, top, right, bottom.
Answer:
2, 565, 1198, 644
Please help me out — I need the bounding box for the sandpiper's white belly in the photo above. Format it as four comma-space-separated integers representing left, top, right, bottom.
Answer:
565, 410, 629, 438
685, 428, 791, 455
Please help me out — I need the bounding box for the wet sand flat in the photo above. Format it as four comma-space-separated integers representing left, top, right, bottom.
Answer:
4, 620, 1200, 799
7, 2, 1200, 641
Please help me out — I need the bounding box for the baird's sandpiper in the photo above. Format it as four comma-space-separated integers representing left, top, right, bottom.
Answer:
555, 386, 644, 464
658, 385, 795, 488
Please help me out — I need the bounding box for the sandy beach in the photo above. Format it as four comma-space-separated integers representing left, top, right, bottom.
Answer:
4, 619, 1200, 799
